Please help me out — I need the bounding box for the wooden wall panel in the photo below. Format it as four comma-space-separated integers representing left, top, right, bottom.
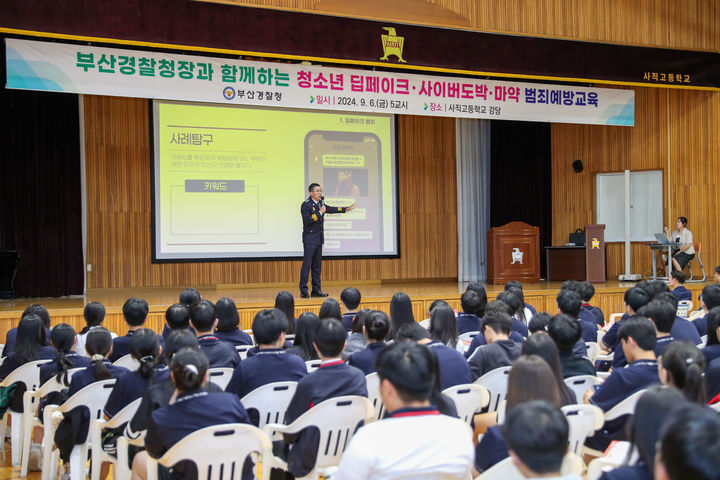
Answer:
84, 96, 458, 288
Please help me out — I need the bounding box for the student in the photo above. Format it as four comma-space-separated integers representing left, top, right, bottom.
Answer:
347, 310, 389, 375
225, 309, 307, 402
335, 342, 474, 480
601, 287, 651, 353
161, 303, 192, 341
213, 297, 252, 346
496, 291, 530, 337
658, 341, 706, 404
547, 314, 596, 378
131, 347, 252, 480
669, 271, 691, 302
556, 289, 597, 344
76, 302, 117, 356
274, 291, 297, 334
655, 405, 720, 480
462, 299, 526, 360
286, 312, 320, 361
278, 318, 367, 478
2, 304, 51, 357
342, 309, 369, 361
701, 307, 720, 365
692, 283, 720, 337
318, 297, 341, 321
503, 401, 578, 480
189, 299, 239, 368
110, 297, 152, 362
505, 280, 536, 317
178, 287, 201, 307
522, 333, 577, 405
507, 286, 530, 325
104, 328, 162, 418
466, 282, 488, 318
40, 324, 92, 385
457, 290, 482, 334
654, 292, 701, 345
468, 311, 522, 380
396, 321, 472, 390
612, 300, 679, 369
428, 303, 459, 348
388, 292, 415, 339
474, 356, 568, 474
339, 287, 362, 332
69, 327, 129, 395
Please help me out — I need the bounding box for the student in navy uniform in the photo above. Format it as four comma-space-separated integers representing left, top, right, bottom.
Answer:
104, 328, 162, 418
504, 281, 537, 317
68, 328, 129, 396
161, 304, 193, 341
547, 314, 596, 378
388, 292, 415, 340
466, 282, 488, 316
468, 311, 523, 381
2, 304, 51, 357
339, 287, 362, 332
277, 318, 367, 478
131, 347, 252, 480
585, 317, 660, 450
40, 324, 92, 385
701, 307, 720, 365
658, 341, 706, 404
76, 302, 118, 356
299, 183, 355, 298
530, 312, 589, 359
669, 271, 691, 302
286, 312, 320, 361
111, 297, 157, 362
342, 309, 369, 360
161, 288, 201, 338
496, 291, 530, 338
274, 291, 297, 334
457, 290, 483, 334
600, 287, 650, 354
579, 281, 605, 327
189, 299, 239, 368
213, 297, 252, 347
556, 289, 597, 344
692, 283, 720, 337
641, 299, 679, 357
463, 300, 525, 360
506, 286, 531, 326
653, 292, 701, 345
347, 310, 389, 375
428, 303, 459, 348
521, 334, 576, 405
226, 309, 307, 406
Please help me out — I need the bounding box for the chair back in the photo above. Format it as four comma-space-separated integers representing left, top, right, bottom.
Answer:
473, 366, 511, 412
240, 381, 298, 429
364, 372, 385, 421
235, 345, 253, 361
0, 359, 52, 390
604, 389, 647, 422
688, 309, 705, 321
563, 375, 602, 404
90, 398, 142, 480
112, 354, 140, 371
695, 242, 702, 255
146, 424, 272, 480
59, 379, 116, 418
207, 368, 234, 390
561, 404, 604, 455
585, 342, 600, 363
305, 359, 322, 373
441, 384, 489, 425
677, 300, 693, 318
455, 331, 480, 354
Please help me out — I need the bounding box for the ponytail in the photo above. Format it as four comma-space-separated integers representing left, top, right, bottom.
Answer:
684, 362, 706, 404
661, 341, 707, 405
49, 324, 77, 386
129, 328, 160, 379
85, 327, 113, 381
170, 347, 209, 392
92, 354, 113, 380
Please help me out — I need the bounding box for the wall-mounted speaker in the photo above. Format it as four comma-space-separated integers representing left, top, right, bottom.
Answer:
572, 159, 583, 173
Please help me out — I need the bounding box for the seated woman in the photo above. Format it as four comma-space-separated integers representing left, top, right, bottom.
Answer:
131, 347, 252, 480
213, 297, 252, 347
68, 328, 129, 396
341, 309, 369, 361
664, 216, 695, 275
286, 312, 320, 361
274, 291, 297, 335
521, 333, 576, 405
40, 324, 92, 386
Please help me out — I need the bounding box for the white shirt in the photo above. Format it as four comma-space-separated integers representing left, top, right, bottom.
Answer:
671, 228, 695, 255
334, 408, 474, 480
76, 326, 118, 356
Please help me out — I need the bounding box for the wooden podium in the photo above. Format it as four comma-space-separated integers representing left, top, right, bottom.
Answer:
487, 222, 540, 284
585, 224, 606, 283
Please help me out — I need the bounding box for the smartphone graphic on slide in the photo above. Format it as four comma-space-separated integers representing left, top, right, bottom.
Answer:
305, 131, 383, 254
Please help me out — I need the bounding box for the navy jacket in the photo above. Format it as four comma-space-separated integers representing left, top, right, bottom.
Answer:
104, 368, 161, 418
582, 304, 605, 327
0, 346, 57, 381
301, 197, 346, 245
427, 340, 472, 390
40, 353, 92, 385
578, 310, 600, 343
671, 317, 701, 344
197, 334, 240, 368
214, 329, 253, 347
456, 313, 482, 335
468, 339, 522, 380
110, 330, 165, 362
474, 425, 508, 473
464, 331, 524, 359
347, 342, 386, 375
226, 348, 307, 400
2, 327, 51, 357
68, 361, 129, 397
559, 351, 596, 378
671, 286, 692, 302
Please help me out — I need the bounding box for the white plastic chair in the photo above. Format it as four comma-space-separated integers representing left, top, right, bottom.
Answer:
41, 379, 116, 480
562, 404, 604, 455
710, 402, 720, 413
442, 384, 490, 425
0, 359, 52, 467
456, 331, 480, 354
596, 351, 614, 363
473, 366, 511, 412
582, 389, 647, 457
243, 329, 255, 344
240, 381, 298, 430
688, 309, 705, 322
564, 375, 603, 404
112, 354, 139, 371
699, 335, 708, 349
365, 372, 385, 421
264, 395, 374, 480
305, 360, 322, 373
207, 367, 234, 391
677, 300, 693, 318
586, 441, 636, 480
477, 452, 584, 479
89, 398, 141, 480
146, 423, 273, 480
20, 367, 83, 477
585, 342, 600, 363
235, 344, 253, 360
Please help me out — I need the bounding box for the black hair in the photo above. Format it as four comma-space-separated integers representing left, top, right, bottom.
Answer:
122, 297, 149, 327
14, 314, 47, 363
252, 309, 288, 345
350, 309, 368, 335
638, 299, 676, 334
670, 270, 686, 284
164, 329, 199, 364
340, 287, 361, 310
701, 284, 720, 310
292, 312, 320, 360
428, 304, 459, 347
578, 281, 595, 302
706, 307, 720, 346
556, 289, 582, 318
460, 290, 482, 316
624, 287, 651, 313
658, 405, 720, 480
521, 333, 575, 405
308, 182, 320, 193
395, 322, 430, 342
547, 314, 582, 353
21, 304, 51, 329
617, 316, 657, 351
130, 328, 160, 379
49, 324, 77, 385
504, 281, 523, 291
715, 265, 720, 275
676, 216, 688, 227
647, 280, 670, 300
274, 291, 296, 334
170, 347, 209, 392
482, 310, 512, 336
485, 299, 513, 316
389, 292, 415, 339
528, 312, 551, 334
465, 283, 488, 317
85, 327, 113, 380
655, 291, 679, 310
502, 400, 569, 474
375, 341, 434, 403
215, 297, 239, 332
81, 302, 106, 334
189, 299, 216, 332
428, 299, 450, 314
661, 341, 706, 404
508, 287, 527, 324
364, 310, 389, 342
179, 288, 201, 307
313, 318, 346, 358
496, 291, 521, 318
560, 280, 580, 293
318, 298, 342, 321
165, 304, 190, 330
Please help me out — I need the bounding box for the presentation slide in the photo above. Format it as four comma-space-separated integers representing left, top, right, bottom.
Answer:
152, 101, 397, 260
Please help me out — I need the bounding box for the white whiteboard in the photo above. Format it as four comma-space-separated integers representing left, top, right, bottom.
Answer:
596, 170, 663, 242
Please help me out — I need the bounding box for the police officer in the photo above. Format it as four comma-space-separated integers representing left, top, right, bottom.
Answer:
299, 183, 355, 298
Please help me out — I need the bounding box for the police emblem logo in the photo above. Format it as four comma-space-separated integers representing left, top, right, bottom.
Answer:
222, 86, 236, 100
380, 27, 407, 63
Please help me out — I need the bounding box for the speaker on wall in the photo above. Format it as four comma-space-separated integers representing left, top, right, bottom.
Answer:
572, 159, 583, 173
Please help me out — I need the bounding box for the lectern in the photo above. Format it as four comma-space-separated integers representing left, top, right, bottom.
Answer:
487, 222, 540, 284
584, 224, 606, 283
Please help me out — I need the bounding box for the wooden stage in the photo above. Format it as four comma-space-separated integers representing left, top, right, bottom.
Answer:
0, 280, 710, 341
